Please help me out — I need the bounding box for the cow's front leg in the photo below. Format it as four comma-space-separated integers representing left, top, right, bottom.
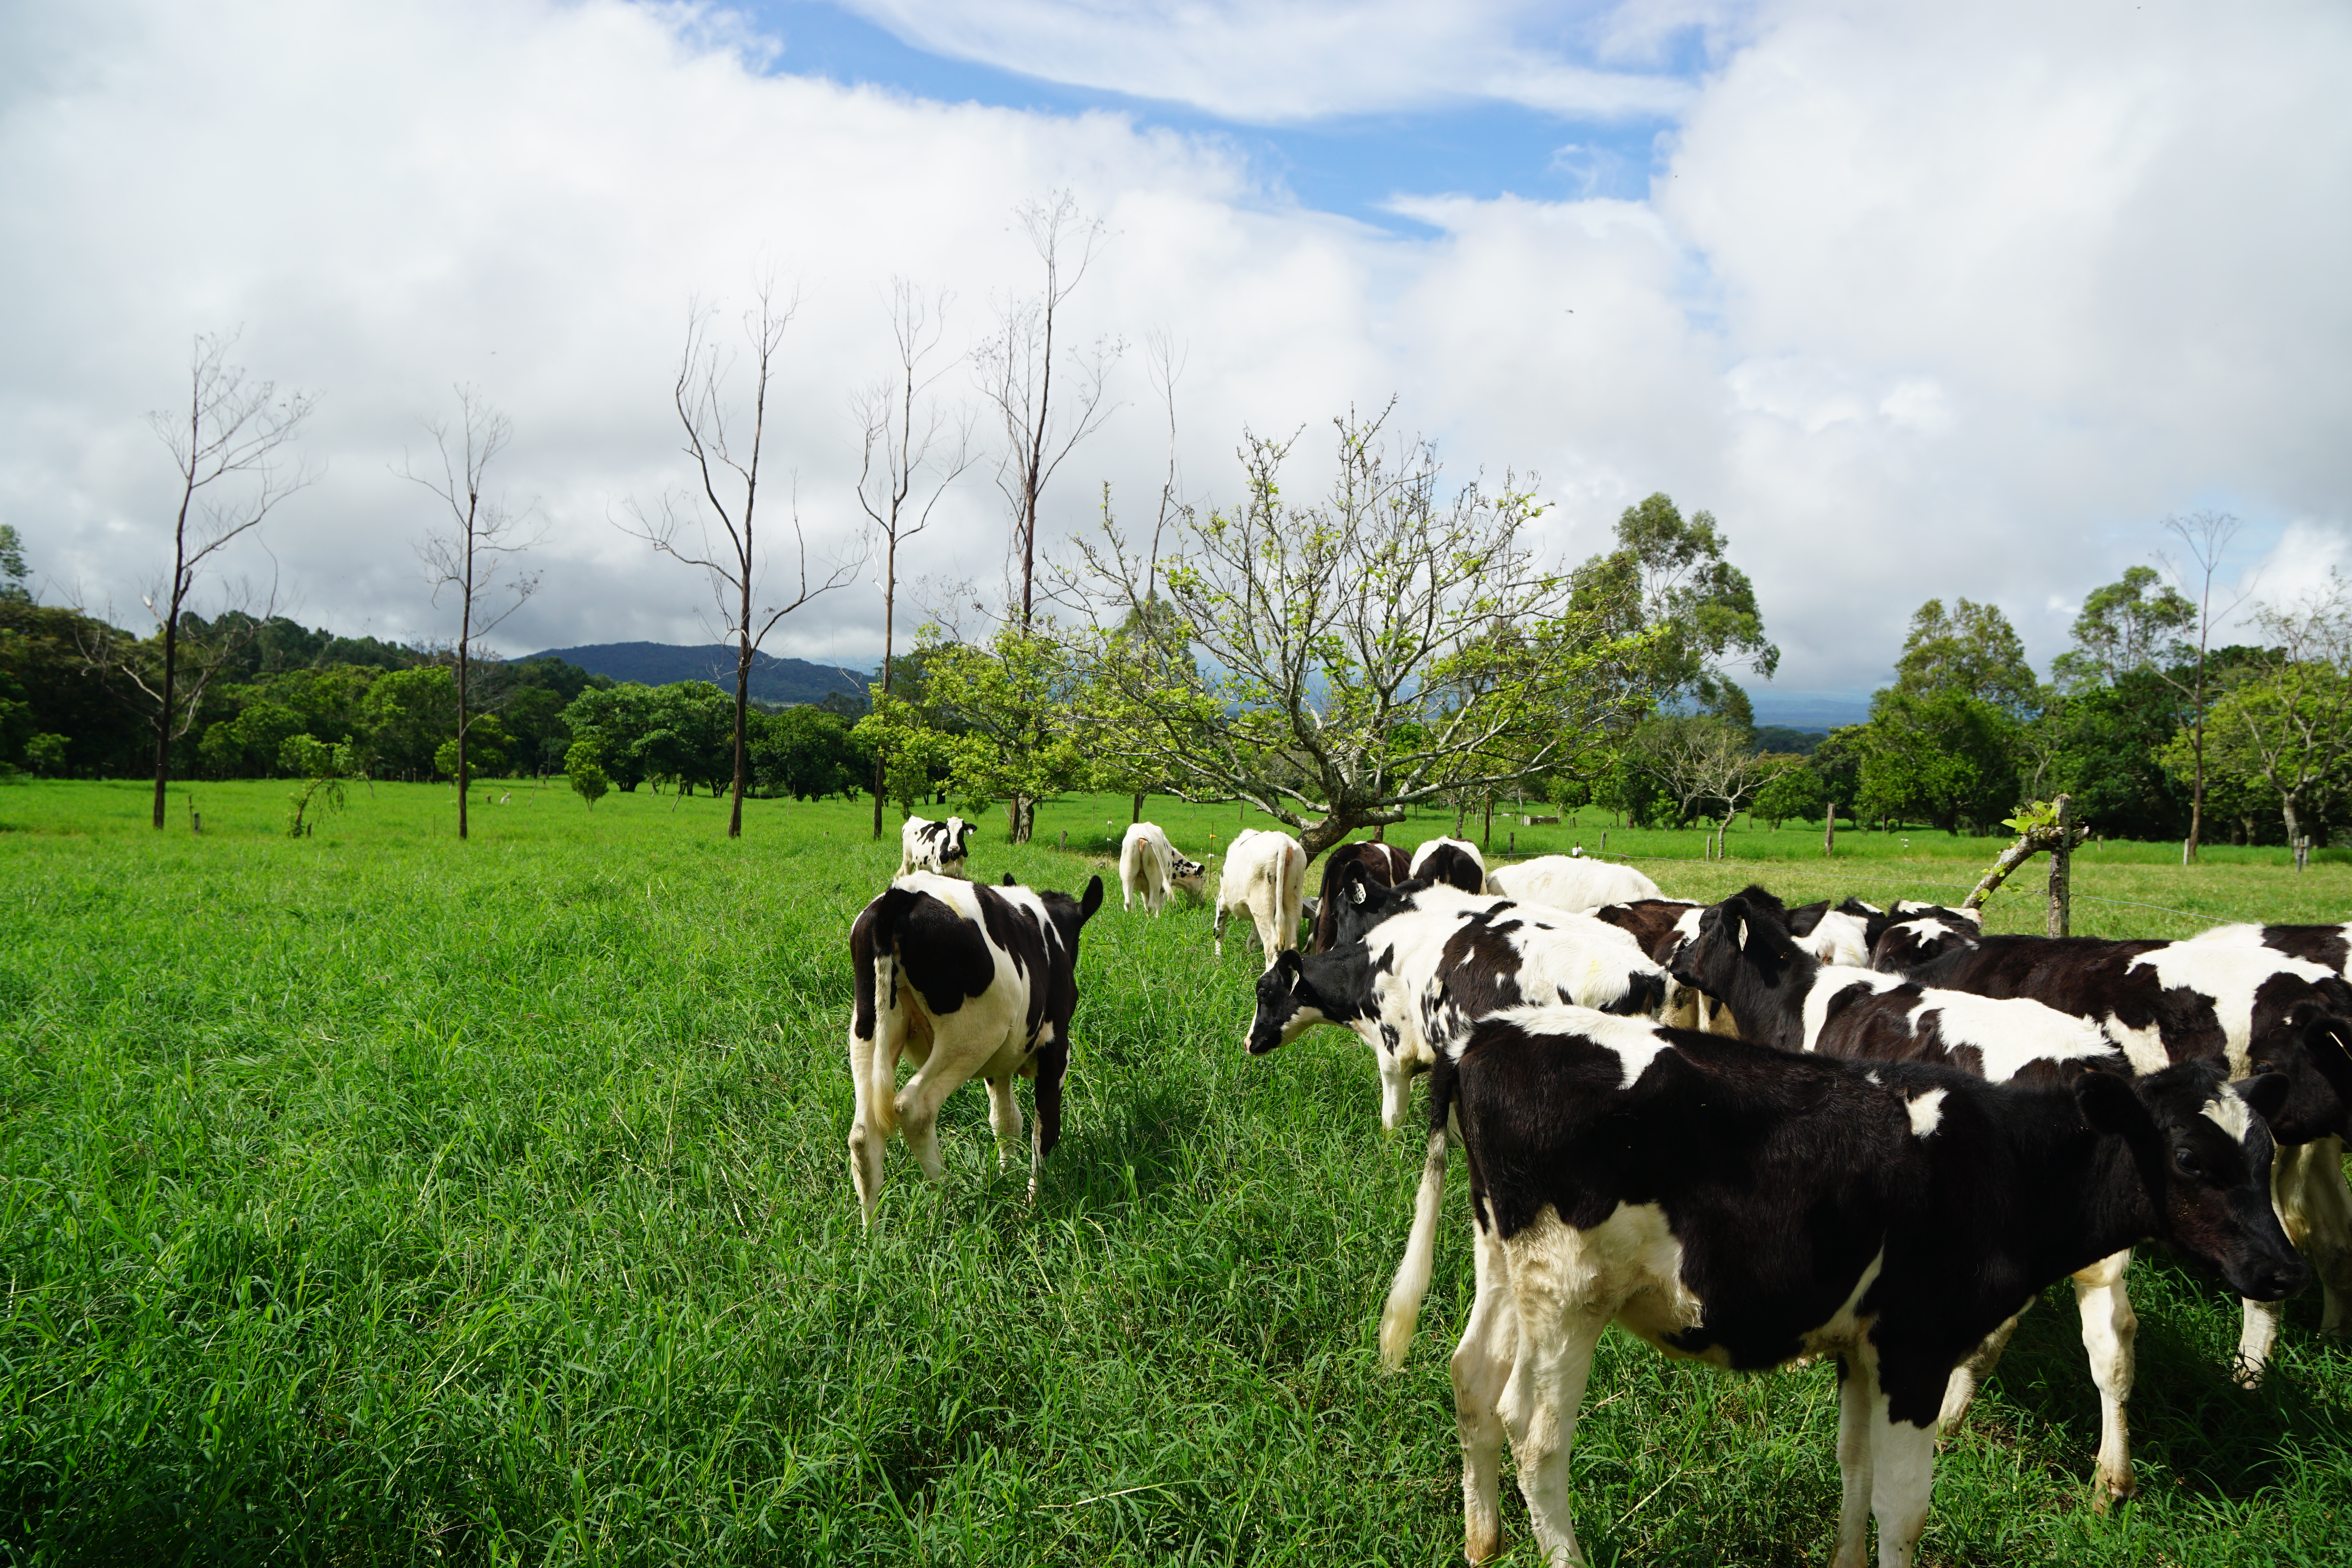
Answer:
1866, 1360, 1940, 1568
2235, 1297, 2283, 1388
2071, 1250, 2137, 1508
1378, 1054, 1410, 1132
1833, 1351, 1877, 1568
1212, 904, 1227, 958
985, 1074, 1024, 1173
2279, 1137, 2352, 1336
1452, 1218, 1519, 1563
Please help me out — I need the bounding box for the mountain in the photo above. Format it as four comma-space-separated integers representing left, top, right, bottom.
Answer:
522, 642, 873, 706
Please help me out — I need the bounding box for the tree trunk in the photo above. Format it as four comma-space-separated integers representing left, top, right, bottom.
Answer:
872, 537, 896, 840
1132, 791, 1145, 824
151, 607, 178, 831
2282, 794, 2304, 872
2046, 794, 2073, 936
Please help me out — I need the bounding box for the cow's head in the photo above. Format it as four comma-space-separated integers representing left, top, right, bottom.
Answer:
2076, 1060, 2308, 1302
1668, 892, 1805, 1002
1331, 861, 1417, 950
2247, 1000, 2352, 1144
1170, 855, 1208, 905
943, 817, 974, 861
1245, 946, 1364, 1055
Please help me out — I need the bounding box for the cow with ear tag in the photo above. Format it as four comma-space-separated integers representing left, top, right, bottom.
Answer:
846, 871, 1105, 1225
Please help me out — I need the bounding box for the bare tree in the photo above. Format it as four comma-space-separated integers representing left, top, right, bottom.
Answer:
403, 387, 541, 841
853, 279, 975, 838
122, 333, 317, 829
976, 191, 1121, 628
1632, 716, 1787, 859
623, 282, 860, 838
2156, 512, 2252, 862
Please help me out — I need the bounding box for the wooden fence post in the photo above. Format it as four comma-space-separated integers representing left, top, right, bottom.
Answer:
1824, 805, 1837, 858
2046, 793, 2073, 938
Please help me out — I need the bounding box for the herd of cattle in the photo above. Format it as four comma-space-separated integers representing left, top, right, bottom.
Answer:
853, 813, 2352, 1567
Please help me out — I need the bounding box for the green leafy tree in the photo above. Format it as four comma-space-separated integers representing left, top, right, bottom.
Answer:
751, 704, 873, 801
279, 734, 354, 837
565, 739, 610, 810
860, 624, 1086, 839
1890, 597, 2038, 717
1067, 408, 1654, 858
434, 714, 510, 786
1853, 689, 2021, 833
1567, 492, 1777, 725
2053, 566, 2196, 693
1754, 757, 1827, 828
197, 697, 306, 778
2161, 572, 2352, 857
0, 524, 30, 604
1629, 715, 1789, 854
24, 733, 67, 777
360, 664, 459, 779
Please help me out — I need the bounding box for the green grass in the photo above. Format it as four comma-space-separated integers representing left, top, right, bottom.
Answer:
0, 779, 2347, 1564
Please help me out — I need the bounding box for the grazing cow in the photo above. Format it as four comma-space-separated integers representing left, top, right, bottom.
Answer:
1381, 1005, 2303, 1567
1118, 821, 1206, 915
1410, 837, 1488, 894
844, 871, 1105, 1225
1308, 839, 1414, 951
1214, 828, 1307, 964
1484, 855, 1663, 914
1248, 871, 1664, 1129
1887, 922, 2352, 1381
898, 815, 976, 878
1672, 892, 2161, 1503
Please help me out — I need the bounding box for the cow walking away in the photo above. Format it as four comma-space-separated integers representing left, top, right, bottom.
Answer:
898, 815, 975, 878
845, 871, 1105, 1225
1119, 821, 1207, 915
1214, 828, 1306, 964
1381, 1004, 2303, 1566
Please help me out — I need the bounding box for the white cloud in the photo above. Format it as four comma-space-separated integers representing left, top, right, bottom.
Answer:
2, 0, 2347, 698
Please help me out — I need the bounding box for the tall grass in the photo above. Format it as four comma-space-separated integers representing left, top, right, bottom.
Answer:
0, 780, 2345, 1564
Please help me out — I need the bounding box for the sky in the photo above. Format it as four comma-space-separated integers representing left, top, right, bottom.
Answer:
4, 0, 2348, 726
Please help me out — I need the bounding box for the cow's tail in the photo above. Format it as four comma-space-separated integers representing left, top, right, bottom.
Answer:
1276, 839, 1304, 951
1379, 1054, 1457, 1370
855, 886, 924, 1135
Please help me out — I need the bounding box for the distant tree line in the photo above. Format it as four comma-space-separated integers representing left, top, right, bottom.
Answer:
0, 584, 875, 802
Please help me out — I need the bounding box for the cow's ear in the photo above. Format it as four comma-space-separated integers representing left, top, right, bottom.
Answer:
2076, 1068, 2158, 1146
2236, 1071, 2292, 1129
1076, 875, 1105, 923
1003, 871, 1019, 887
1346, 865, 1372, 907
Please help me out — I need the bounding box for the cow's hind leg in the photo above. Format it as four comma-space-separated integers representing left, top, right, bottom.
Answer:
1498, 1226, 1610, 1567
1028, 1034, 1069, 1201
2280, 1137, 2352, 1336
1937, 1307, 2023, 1432
2071, 1249, 2137, 1508
846, 1027, 889, 1226
1867, 1381, 1938, 1567
1451, 1219, 1519, 1563
984, 1074, 1024, 1174
893, 1056, 967, 1186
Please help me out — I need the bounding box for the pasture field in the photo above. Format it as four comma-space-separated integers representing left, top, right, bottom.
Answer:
1, 778, 2347, 1564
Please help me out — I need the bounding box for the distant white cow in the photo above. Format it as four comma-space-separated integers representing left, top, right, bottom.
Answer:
1215, 829, 1306, 964
1119, 821, 1207, 915
1409, 837, 1486, 893
1485, 854, 1661, 913
899, 816, 975, 878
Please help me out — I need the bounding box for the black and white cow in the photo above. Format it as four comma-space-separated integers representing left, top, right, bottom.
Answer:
845, 871, 1105, 1225
1380, 1004, 2304, 1566
1118, 821, 1207, 915
1878, 920, 2352, 1382
1864, 900, 1984, 972
1484, 854, 1663, 914
1308, 840, 1413, 952
898, 815, 976, 878
1410, 836, 1488, 894
1249, 873, 1665, 1130
1671, 892, 2159, 1502
1786, 896, 1883, 968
